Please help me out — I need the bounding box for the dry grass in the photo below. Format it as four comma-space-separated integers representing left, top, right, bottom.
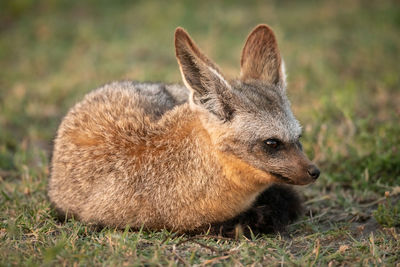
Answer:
1, 0, 399, 265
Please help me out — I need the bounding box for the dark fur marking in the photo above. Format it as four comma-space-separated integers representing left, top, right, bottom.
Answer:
209, 184, 303, 238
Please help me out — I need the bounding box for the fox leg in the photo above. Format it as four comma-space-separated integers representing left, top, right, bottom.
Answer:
210, 185, 304, 238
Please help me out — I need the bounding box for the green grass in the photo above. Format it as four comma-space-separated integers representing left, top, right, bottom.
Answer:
1, 0, 399, 265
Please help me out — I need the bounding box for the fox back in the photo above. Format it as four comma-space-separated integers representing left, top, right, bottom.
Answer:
48, 25, 320, 232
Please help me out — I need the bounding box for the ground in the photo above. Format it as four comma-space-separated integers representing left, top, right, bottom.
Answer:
0, 0, 399, 265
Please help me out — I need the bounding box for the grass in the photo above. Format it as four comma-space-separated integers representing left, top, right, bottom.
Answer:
1, 0, 399, 265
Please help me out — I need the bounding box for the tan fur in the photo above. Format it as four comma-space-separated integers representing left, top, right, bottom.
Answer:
240, 24, 283, 84
49, 25, 319, 232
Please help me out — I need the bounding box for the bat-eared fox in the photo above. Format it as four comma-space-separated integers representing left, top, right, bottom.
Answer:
49, 24, 320, 237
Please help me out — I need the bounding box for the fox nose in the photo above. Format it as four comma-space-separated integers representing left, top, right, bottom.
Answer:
307, 165, 320, 180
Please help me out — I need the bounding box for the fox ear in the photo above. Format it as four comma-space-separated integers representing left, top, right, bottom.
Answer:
175, 27, 235, 121
240, 24, 284, 85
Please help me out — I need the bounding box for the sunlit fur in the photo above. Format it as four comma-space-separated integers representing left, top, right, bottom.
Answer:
48, 25, 318, 233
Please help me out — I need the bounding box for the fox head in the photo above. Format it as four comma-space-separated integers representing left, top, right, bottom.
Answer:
175, 24, 320, 185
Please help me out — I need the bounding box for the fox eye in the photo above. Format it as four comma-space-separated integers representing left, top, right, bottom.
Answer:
263, 138, 281, 149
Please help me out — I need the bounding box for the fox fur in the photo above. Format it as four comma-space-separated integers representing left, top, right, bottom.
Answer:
48, 25, 320, 234
209, 184, 303, 237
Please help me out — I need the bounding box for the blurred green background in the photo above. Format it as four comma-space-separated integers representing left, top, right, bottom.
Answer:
0, 0, 399, 265
1, 0, 399, 187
